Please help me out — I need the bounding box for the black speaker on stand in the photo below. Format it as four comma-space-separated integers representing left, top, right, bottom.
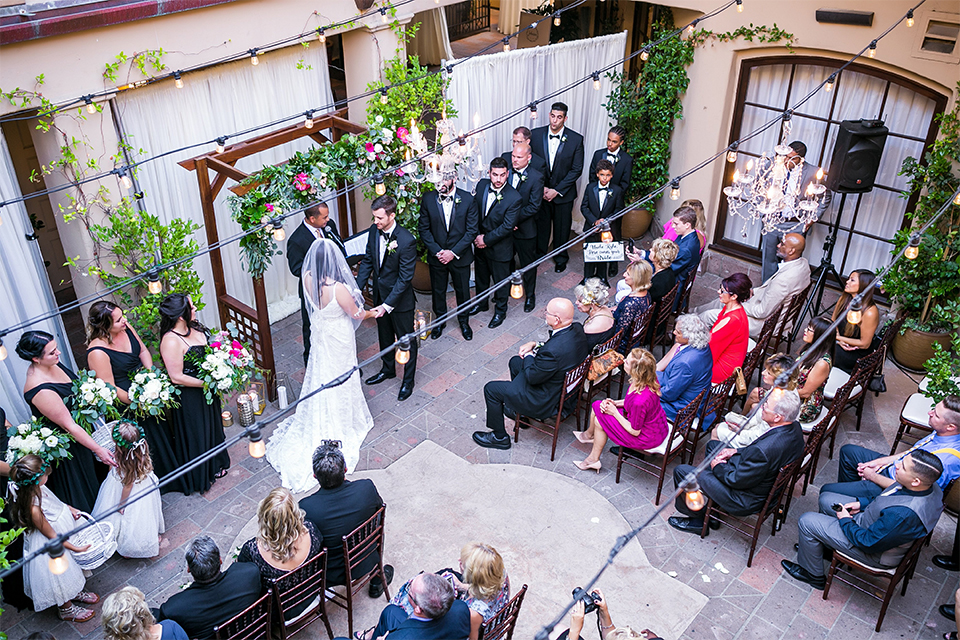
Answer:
791, 119, 889, 342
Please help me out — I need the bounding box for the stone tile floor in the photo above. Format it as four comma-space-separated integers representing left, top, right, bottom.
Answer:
3, 246, 956, 640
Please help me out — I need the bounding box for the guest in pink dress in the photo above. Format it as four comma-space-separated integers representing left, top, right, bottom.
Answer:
573, 348, 668, 472
708, 273, 752, 383
661, 199, 707, 254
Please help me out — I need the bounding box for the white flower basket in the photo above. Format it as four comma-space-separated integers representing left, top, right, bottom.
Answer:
90, 418, 117, 462
71, 512, 117, 571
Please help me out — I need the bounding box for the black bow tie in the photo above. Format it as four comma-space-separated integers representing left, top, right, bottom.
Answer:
439, 195, 453, 204
549, 134, 562, 140
380, 230, 392, 240
598, 186, 609, 192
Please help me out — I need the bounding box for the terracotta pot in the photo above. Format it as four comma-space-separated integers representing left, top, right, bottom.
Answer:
891, 326, 953, 372
621, 208, 653, 239
413, 258, 432, 294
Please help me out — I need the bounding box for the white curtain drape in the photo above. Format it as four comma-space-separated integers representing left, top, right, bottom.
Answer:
408, 8, 454, 65
0, 133, 76, 424
114, 43, 334, 327
447, 32, 627, 223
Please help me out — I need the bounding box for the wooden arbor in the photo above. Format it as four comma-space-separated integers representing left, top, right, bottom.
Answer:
179, 110, 366, 395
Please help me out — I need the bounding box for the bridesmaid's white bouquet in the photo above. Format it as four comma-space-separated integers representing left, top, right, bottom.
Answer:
192, 329, 258, 404
72, 370, 121, 433
5, 417, 73, 465
128, 367, 180, 418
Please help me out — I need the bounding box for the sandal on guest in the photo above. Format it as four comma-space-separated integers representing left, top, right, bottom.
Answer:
74, 591, 100, 604
59, 603, 95, 622
215, 468, 229, 479
574, 459, 601, 473
354, 628, 375, 640
945, 633, 958, 640
574, 431, 594, 444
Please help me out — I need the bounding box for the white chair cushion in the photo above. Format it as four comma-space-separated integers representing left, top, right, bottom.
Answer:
823, 368, 850, 401
285, 593, 322, 626
800, 407, 825, 433
901, 393, 933, 426
643, 429, 685, 456
834, 550, 897, 575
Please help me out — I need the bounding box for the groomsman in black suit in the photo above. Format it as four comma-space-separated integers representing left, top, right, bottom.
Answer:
356, 196, 418, 401
286, 202, 346, 364
417, 173, 479, 341
530, 102, 585, 272
580, 159, 623, 285
471, 157, 521, 329
499, 126, 548, 176
588, 126, 634, 278
508, 142, 544, 313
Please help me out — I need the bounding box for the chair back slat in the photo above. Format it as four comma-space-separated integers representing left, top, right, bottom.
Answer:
679, 270, 698, 314
702, 372, 737, 429
742, 303, 782, 382
627, 305, 655, 352
565, 355, 592, 395
676, 388, 709, 462
593, 328, 625, 357
271, 550, 328, 622
477, 584, 528, 640
343, 505, 387, 585
214, 591, 272, 640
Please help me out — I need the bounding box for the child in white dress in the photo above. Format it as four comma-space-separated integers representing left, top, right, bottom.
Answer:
92, 420, 165, 558
11, 454, 100, 622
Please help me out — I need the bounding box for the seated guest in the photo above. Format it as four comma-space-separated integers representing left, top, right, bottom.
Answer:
714, 354, 798, 449
667, 207, 702, 306
237, 487, 323, 620
475, 298, 590, 450
831, 269, 879, 373
661, 199, 707, 253
796, 317, 835, 423
360, 572, 471, 640
573, 348, 668, 472
104, 586, 188, 640
707, 273, 751, 383
697, 233, 810, 339
820, 395, 960, 503
782, 450, 944, 589
299, 443, 392, 597
611, 261, 652, 354
157, 535, 261, 640
668, 388, 804, 534
656, 314, 713, 423
574, 278, 615, 350
615, 238, 677, 305
389, 543, 510, 640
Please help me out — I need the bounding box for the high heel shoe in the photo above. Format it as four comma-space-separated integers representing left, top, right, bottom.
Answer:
574, 431, 594, 444
574, 459, 601, 473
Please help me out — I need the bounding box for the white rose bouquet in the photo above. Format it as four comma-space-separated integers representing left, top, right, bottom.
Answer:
128, 367, 181, 418
190, 329, 259, 404
5, 416, 73, 465
71, 370, 121, 434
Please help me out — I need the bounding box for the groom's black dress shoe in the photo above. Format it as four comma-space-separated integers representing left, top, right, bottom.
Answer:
468, 304, 488, 316
397, 383, 414, 401
472, 431, 511, 450
781, 560, 826, 590
940, 604, 956, 621
365, 371, 396, 385
668, 516, 705, 535
459, 322, 473, 341
489, 313, 506, 329
934, 554, 960, 571
430, 324, 444, 340
555, 263, 566, 273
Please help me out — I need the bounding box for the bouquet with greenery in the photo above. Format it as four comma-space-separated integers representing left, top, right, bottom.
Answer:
128, 367, 181, 418
191, 329, 258, 403
5, 417, 73, 465
71, 370, 121, 433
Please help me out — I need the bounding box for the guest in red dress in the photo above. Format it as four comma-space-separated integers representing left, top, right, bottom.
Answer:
708, 273, 752, 383
573, 348, 668, 472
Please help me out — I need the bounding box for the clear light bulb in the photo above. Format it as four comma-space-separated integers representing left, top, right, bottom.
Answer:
640, 50, 649, 61
726, 147, 738, 163
825, 76, 835, 92
593, 73, 601, 90
867, 42, 877, 58
249, 438, 266, 458
395, 339, 411, 364
736, 0, 743, 12
906, 10, 914, 27
86, 100, 96, 114
380, 90, 388, 105
846, 304, 862, 326
317, 28, 326, 43
119, 173, 132, 191
174, 72, 183, 89
503, 40, 510, 52
510, 273, 524, 299
216, 138, 225, 154
304, 113, 314, 129
48, 547, 69, 575
250, 51, 259, 66
553, 14, 561, 27
272, 222, 286, 242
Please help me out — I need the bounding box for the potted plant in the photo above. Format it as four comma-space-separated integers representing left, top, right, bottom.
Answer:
884, 82, 960, 371
923, 334, 960, 402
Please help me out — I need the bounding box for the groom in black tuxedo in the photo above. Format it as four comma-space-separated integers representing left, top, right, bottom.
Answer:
287, 202, 346, 364
356, 195, 418, 401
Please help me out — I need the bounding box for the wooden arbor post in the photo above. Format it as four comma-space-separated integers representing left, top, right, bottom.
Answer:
179, 110, 367, 398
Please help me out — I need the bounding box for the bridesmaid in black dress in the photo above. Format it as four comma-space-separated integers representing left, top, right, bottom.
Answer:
17, 331, 116, 513
86, 301, 183, 494
158, 294, 230, 495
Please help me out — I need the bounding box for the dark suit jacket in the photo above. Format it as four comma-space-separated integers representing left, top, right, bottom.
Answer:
157, 562, 262, 640
509, 165, 545, 239
300, 479, 384, 587
418, 189, 478, 268
356, 224, 417, 313
475, 180, 521, 262
588, 148, 634, 196
708, 421, 805, 514
580, 182, 623, 231
671, 231, 701, 290
388, 599, 472, 640
529, 126, 585, 203
500, 150, 548, 177
287, 220, 345, 297
508, 323, 590, 419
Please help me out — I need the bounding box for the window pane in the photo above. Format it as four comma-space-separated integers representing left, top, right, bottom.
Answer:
790, 65, 835, 118
786, 115, 828, 168
883, 83, 936, 137
745, 64, 792, 107
738, 104, 784, 157
832, 70, 886, 122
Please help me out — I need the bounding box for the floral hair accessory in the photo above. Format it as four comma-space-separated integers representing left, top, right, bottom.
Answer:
13, 462, 50, 488
113, 420, 147, 450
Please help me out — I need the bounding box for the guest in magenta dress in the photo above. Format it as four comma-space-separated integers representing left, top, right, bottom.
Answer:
708, 273, 752, 383
572, 348, 668, 472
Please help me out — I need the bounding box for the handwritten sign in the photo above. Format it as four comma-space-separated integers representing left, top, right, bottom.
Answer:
584, 242, 625, 262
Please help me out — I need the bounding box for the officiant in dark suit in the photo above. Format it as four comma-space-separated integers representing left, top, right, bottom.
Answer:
417, 174, 479, 341
509, 142, 545, 313
471, 157, 521, 329
588, 126, 634, 278
356, 195, 418, 401
287, 202, 346, 364
475, 297, 590, 450
530, 101, 585, 272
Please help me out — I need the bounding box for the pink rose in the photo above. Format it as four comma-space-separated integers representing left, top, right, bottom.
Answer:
365, 142, 375, 153
397, 127, 410, 143
232, 340, 242, 349
211, 341, 222, 349
395, 169, 405, 177
264, 203, 274, 213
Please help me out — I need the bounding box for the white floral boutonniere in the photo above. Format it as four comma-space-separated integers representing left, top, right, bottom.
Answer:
387, 240, 399, 254
495, 192, 503, 203
519, 173, 528, 182
561, 135, 568, 144
454, 195, 462, 205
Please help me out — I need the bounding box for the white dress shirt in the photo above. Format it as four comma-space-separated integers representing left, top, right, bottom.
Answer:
547, 127, 565, 170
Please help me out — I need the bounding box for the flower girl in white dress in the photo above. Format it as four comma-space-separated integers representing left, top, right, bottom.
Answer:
11, 454, 100, 622
92, 420, 165, 558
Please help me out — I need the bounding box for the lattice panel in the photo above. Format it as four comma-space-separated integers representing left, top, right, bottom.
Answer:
224, 304, 265, 366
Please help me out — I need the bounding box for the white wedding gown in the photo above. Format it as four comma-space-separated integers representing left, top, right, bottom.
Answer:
266, 295, 375, 493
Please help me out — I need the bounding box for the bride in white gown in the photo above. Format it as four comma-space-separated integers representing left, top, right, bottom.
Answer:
266, 238, 376, 492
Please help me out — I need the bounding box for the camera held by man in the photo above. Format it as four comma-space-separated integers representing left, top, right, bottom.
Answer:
559, 587, 663, 640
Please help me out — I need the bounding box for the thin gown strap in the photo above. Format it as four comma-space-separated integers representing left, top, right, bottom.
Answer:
169, 329, 191, 346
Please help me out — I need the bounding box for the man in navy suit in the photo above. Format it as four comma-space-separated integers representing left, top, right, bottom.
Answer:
508, 142, 545, 313
499, 125, 548, 176
471, 157, 521, 329
363, 572, 470, 640
356, 195, 418, 401
580, 159, 622, 285
588, 126, 633, 278
418, 174, 479, 341
668, 206, 702, 309
530, 102, 585, 272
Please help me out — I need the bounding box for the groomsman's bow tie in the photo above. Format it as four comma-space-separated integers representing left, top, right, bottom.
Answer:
549, 134, 561, 140
440, 195, 454, 203
598, 186, 608, 191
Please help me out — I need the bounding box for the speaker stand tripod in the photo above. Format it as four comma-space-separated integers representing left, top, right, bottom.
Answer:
790, 192, 850, 344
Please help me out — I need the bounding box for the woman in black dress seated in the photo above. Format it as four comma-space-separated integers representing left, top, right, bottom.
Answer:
611, 260, 653, 354
17, 331, 116, 513
237, 487, 323, 621
87, 301, 181, 492
574, 278, 615, 350
158, 294, 229, 495
831, 269, 879, 373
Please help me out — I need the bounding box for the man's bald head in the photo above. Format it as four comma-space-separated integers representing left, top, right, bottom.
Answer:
779, 233, 806, 262
547, 297, 575, 329
511, 143, 531, 171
